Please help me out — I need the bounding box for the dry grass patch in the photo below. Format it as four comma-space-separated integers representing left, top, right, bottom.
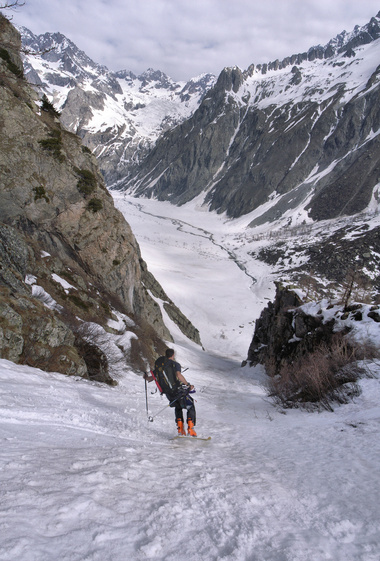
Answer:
267, 333, 379, 410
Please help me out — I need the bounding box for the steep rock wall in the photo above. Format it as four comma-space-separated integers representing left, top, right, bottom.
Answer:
0, 16, 200, 379
246, 283, 380, 372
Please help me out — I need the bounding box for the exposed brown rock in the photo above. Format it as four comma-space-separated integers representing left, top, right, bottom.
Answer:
0, 16, 201, 379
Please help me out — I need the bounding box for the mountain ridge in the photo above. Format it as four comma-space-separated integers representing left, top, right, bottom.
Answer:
17, 13, 380, 294
121, 12, 380, 225
19, 12, 380, 212
19, 26, 216, 186
244, 11, 380, 75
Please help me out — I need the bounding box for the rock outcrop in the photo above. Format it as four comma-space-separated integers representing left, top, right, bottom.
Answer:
247, 284, 326, 370
246, 283, 379, 372
0, 16, 200, 380
140, 261, 201, 346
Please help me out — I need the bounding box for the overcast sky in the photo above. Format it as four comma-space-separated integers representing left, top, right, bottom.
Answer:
9, 0, 380, 81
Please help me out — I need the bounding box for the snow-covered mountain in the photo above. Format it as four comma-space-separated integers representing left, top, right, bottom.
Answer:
19, 14, 380, 295
122, 13, 380, 225
20, 14, 380, 227
19, 27, 216, 186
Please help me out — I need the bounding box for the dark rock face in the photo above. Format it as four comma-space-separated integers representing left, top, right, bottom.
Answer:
0, 287, 88, 377
73, 337, 113, 385
0, 224, 30, 295
247, 284, 305, 368
307, 84, 380, 221
127, 75, 380, 220
247, 284, 380, 375
247, 284, 342, 376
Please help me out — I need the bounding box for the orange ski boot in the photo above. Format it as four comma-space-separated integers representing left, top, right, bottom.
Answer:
187, 419, 197, 437
177, 419, 186, 436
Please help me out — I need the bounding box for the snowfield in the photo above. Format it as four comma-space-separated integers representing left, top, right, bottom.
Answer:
1, 195, 380, 561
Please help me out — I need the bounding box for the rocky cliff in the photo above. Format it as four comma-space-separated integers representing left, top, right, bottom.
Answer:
0, 16, 200, 381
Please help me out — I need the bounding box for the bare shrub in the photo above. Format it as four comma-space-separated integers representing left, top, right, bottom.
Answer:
339, 268, 373, 309
266, 333, 374, 410
0, 2, 25, 10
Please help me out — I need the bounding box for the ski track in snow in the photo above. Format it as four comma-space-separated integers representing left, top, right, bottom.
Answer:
1, 196, 380, 561
1, 360, 380, 561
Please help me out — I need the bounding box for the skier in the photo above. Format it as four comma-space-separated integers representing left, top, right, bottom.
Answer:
144, 348, 197, 437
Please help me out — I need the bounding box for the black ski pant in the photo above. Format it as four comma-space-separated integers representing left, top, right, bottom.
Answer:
172, 394, 196, 425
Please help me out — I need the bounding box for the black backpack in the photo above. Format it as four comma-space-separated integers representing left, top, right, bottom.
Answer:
153, 356, 180, 398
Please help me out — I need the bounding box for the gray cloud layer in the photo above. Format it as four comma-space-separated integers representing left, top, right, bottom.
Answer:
11, 0, 380, 80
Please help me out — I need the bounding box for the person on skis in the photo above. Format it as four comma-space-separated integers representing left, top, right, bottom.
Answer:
144, 348, 197, 437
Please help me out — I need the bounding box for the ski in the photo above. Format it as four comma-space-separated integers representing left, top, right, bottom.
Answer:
171, 435, 211, 441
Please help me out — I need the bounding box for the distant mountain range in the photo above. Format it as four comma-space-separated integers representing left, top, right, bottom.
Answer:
20, 27, 216, 187
120, 12, 380, 224
20, 12, 380, 225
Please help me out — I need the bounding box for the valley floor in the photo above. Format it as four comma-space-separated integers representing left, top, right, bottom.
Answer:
1, 195, 379, 561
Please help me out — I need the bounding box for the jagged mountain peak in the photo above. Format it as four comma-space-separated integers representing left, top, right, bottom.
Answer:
137, 67, 178, 89
327, 11, 380, 54
20, 26, 109, 82
20, 27, 82, 58
139, 67, 170, 80
115, 69, 137, 81
203, 12, 380, 109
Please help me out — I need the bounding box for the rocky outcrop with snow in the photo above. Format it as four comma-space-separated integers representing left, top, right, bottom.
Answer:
247, 283, 380, 406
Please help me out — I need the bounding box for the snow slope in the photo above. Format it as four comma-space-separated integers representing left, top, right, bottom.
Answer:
1, 196, 380, 561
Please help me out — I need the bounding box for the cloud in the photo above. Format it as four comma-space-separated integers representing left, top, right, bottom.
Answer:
11, 0, 380, 80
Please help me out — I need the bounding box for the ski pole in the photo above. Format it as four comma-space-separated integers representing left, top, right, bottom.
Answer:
147, 395, 179, 422
144, 379, 150, 420
147, 387, 192, 422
